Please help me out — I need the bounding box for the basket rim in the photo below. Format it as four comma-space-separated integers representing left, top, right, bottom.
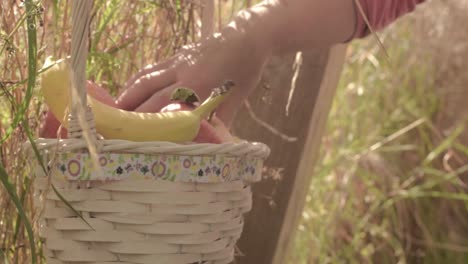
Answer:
26, 138, 271, 158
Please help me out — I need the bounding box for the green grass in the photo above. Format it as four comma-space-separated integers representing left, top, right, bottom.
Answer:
291, 9, 468, 264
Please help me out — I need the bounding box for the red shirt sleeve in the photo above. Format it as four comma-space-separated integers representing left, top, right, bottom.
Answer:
353, 0, 426, 38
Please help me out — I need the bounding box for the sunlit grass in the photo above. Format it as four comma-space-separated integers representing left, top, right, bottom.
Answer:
291, 4, 468, 263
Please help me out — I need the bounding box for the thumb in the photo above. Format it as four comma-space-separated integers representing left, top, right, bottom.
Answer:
134, 85, 179, 113
116, 69, 176, 111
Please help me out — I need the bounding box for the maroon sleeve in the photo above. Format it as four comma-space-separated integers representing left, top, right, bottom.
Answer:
353, 0, 426, 38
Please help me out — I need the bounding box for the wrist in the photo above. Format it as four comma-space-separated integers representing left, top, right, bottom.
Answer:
220, 2, 276, 58
223, 0, 357, 55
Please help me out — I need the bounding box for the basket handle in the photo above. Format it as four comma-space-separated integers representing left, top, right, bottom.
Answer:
67, 0, 102, 155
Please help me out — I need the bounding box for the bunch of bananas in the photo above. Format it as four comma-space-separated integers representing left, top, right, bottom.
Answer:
40, 59, 233, 142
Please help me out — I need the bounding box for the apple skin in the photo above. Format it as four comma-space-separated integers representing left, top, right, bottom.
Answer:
39, 81, 117, 138
39, 111, 68, 138
160, 103, 233, 144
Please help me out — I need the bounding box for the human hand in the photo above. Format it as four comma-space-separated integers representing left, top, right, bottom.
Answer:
115, 0, 358, 127
115, 31, 270, 127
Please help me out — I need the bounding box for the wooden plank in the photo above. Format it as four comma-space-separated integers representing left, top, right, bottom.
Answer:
272, 44, 348, 264
232, 44, 347, 263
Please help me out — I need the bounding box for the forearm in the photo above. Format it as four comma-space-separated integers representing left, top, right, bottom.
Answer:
222, 0, 356, 55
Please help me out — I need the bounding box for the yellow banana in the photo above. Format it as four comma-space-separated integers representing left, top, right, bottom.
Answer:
40, 59, 232, 142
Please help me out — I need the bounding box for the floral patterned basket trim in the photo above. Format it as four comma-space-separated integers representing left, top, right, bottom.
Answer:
41, 152, 263, 183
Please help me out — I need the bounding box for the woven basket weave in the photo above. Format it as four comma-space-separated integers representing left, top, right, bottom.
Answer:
30, 139, 269, 264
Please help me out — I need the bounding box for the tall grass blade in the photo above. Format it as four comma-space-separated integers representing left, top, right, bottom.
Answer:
0, 165, 37, 264
50, 184, 95, 231
0, 12, 27, 57
26, 116, 95, 232
424, 124, 465, 165
92, 0, 118, 50
1, 0, 37, 143
12, 177, 31, 245
23, 121, 46, 174
454, 142, 468, 156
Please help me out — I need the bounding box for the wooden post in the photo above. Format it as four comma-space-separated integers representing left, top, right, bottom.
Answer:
233, 44, 348, 264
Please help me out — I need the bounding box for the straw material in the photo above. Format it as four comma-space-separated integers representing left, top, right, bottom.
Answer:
31, 140, 269, 264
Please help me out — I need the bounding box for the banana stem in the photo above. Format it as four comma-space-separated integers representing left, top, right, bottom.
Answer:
192, 91, 230, 119
192, 81, 234, 119
170, 87, 200, 105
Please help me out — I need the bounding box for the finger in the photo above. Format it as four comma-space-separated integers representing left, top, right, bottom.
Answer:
116, 69, 177, 110
86, 81, 117, 107
134, 83, 181, 113
123, 55, 178, 87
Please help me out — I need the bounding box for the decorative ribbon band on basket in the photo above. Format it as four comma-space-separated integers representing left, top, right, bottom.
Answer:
32, 139, 269, 183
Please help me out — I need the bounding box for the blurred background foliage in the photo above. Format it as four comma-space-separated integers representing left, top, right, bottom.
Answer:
292, 1, 468, 263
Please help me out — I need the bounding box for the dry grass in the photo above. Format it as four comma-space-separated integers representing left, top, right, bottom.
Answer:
292, 1, 468, 263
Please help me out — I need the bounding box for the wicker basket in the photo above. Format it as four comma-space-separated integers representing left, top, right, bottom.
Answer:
30, 139, 269, 264
29, 1, 270, 263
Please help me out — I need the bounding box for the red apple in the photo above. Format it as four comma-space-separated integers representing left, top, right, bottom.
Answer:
39, 111, 68, 138
160, 103, 232, 144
